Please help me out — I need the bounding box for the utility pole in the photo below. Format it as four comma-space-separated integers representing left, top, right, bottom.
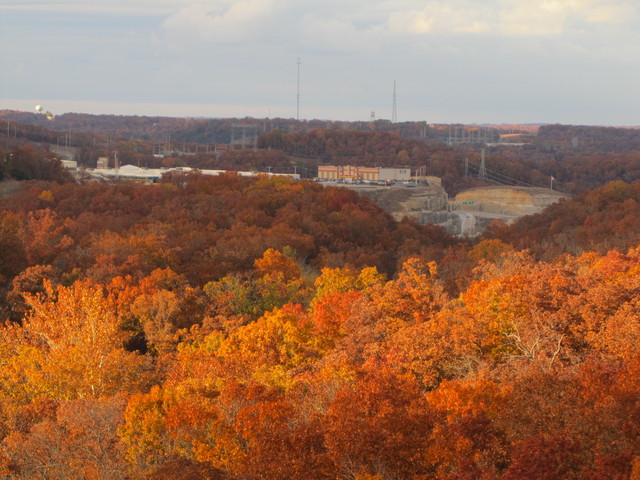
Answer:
114, 151, 119, 182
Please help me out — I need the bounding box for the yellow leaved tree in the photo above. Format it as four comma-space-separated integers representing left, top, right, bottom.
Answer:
0, 279, 148, 403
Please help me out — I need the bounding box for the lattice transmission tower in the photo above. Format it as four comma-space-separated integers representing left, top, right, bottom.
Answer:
478, 148, 487, 181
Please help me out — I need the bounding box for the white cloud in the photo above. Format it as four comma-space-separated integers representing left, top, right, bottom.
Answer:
5, 1, 636, 38
0, 0, 181, 15
380, 0, 638, 38
387, 9, 434, 34
499, 0, 637, 35
2, 0, 639, 124
162, 1, 276, 44
499, 2, 568, 35
380, 3, 496, 36
582, 3, 636, 23
161, 0, 384, 52
156, 0, 639, 54
456, 21, 492, 34
540, 0, 581, 14
297, 13, 374, 53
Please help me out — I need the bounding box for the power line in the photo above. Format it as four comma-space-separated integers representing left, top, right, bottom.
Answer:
467, 162, 549, 189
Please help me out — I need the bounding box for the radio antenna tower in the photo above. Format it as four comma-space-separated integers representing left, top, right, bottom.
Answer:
478, 148, 487, 181
392, 80, 397, 123
296, 57, 301, 121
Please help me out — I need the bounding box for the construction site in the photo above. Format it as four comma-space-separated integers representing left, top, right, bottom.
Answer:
348, 181, 568, 236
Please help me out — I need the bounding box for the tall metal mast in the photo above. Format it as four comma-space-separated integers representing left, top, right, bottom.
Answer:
297, 57, 301, 121
392, 80, 397, 123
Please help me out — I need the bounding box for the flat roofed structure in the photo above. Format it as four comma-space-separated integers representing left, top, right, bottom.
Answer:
318, 165, 411, 182
89, 165, 300, 184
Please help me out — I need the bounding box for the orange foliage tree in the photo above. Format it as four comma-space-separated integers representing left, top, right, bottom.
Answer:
0, 280, 148, 404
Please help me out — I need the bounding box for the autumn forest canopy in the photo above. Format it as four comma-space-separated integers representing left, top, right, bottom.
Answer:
4, 112, 640, 195
0, 115, 640, 479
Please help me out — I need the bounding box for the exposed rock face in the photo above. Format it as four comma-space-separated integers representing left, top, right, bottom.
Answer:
352, 183, 569, 237
361, 184, 448, 222
454, 186, 569, 216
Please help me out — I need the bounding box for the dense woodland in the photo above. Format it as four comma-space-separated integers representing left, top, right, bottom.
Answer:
486, 180, 640, 259
0, 147, 72, 184
3, 112, 640, 196
0, 116, 639, 478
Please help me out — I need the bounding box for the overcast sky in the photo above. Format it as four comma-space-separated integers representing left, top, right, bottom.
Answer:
1, 0, 639, 125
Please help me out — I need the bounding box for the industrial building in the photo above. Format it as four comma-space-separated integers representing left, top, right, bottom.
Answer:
86, 165, 300, 184
317, 165, 411, 182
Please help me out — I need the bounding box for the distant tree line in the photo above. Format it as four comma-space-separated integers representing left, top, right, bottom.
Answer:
0, 146, 72, 183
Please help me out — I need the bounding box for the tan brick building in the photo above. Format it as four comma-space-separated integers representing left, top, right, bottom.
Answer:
317, 165, 411, 182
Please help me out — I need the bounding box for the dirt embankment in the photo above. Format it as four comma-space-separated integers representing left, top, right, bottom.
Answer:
362, 187, 417, 212
361, 185, 449, 221
455, 186, 569, 216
